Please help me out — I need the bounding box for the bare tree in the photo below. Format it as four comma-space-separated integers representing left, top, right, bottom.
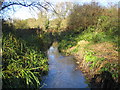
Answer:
1, 0, 56, 11
0, 0, 58, 19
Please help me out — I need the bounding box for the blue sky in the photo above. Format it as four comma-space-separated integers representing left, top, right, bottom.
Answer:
8, 0, 119, 20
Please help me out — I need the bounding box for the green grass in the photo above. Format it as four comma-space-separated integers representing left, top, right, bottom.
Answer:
2, 11, 118, 88
99, 63, 119, 80
84, 51, 105, 69
57, 25, 118, 81
2, 32, 48, 88
58, 22, 118, 53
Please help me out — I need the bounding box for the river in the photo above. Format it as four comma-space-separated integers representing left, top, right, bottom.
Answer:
41, 45, 89, 88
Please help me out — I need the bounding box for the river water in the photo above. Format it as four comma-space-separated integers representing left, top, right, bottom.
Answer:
41, 46, 89, 88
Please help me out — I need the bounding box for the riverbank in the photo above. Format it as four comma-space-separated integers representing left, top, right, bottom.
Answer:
2, 1, 119, 88
59, 40, 119, 88
2, 23, 49, 88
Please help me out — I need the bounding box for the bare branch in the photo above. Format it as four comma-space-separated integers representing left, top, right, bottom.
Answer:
1, 1, 47, 11
45, 1, 58, 14
0, 1, 60, 19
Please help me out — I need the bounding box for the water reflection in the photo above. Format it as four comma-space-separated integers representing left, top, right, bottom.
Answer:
42, 46, 88, 88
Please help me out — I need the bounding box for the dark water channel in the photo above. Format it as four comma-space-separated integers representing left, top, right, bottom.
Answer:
42, 46, 89, 88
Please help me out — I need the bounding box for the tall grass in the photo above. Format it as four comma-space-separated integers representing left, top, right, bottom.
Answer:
2, 29, 48, 88
2, 2, 119, 88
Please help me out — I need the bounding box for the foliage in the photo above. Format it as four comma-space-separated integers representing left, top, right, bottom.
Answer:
77, 15, 118, 44
99, 63, 119, 80
67, 2, 104, 31
2, 1, 119, 88
84, 51, 105, 69
2, 28, 48, 88
59, 33, 78, 51
13, 19, 29, 29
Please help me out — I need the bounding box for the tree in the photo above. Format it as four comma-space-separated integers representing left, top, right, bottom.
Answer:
67, 2, 104, 30
0, 0, 57, 19
49, 2, 73, 30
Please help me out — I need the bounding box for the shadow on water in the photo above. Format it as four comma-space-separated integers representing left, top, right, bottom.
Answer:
41, 45, 89, 88
90, 71, 120, 89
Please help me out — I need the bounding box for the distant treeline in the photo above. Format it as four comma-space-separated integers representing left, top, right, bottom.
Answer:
8, 2, 117, 34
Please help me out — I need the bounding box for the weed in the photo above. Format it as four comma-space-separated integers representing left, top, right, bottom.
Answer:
2, 32, 48, 88
99, 63, 119, 80
84, 51, 105, 69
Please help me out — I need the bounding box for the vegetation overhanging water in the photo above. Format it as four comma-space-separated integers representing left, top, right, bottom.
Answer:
2, 1, 119, 89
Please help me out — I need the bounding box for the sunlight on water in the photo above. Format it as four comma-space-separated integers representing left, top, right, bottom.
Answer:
42, 46, 89, 88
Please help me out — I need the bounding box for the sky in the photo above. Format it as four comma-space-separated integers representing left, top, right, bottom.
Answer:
6, 0, 120, 20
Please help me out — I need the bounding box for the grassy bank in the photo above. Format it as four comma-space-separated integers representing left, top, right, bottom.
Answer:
57, 26, 119, 88
2, 2, 119, 88
2, 22, 49, 88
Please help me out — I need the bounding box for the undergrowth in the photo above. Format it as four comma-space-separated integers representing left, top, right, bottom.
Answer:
2, 31, 48, 88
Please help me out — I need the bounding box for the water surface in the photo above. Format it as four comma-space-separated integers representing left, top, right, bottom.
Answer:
42, 46, 88, 88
